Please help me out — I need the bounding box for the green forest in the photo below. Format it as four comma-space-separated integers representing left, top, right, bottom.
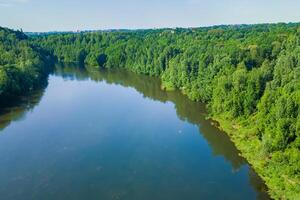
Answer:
1, 23, 300, 199
0, 27, 53, 105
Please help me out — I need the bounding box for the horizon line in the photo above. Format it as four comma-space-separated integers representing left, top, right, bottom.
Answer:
2, 21, 299, 34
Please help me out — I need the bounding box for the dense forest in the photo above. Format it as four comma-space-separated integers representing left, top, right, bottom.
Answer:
0, 23, 299, 199
32, 23, 300, 199
0, 27, 53, 105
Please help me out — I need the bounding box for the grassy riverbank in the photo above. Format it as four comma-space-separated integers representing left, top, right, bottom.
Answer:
212, 116, 300, 199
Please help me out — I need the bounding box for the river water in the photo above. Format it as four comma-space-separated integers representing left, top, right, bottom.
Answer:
0, 65, 270, 200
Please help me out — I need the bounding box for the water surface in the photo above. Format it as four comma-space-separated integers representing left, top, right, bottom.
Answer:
0, 65, 270, 200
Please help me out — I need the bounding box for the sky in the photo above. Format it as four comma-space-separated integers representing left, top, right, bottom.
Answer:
0, 0, 300, 32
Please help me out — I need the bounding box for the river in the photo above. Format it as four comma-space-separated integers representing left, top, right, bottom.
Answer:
0, 65, 270, 200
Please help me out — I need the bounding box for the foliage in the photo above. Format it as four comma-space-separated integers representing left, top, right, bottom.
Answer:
31, 23, 300, 199
0, 27, 53, 105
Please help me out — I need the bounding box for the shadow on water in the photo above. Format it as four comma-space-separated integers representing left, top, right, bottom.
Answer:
54, 64, 270, 199
0, 83, 47, 132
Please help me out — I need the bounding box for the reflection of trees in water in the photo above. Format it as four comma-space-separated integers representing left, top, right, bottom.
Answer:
56, 65, 246, 169
55, 65, 270, 199
0, 64, 84, 132
0, 84, 47, 131
248, 168, 270, 200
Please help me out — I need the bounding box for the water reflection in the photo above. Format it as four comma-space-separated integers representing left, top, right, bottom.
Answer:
54, 65, 269, 199
0, 66, 268, 199
0, 85, 46, 131
56, 65, 244, 168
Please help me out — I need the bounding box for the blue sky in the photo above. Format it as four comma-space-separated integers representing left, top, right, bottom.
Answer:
0, 0, 299, 32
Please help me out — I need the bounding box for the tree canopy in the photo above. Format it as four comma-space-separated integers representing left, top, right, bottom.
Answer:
0, 27, 53, 105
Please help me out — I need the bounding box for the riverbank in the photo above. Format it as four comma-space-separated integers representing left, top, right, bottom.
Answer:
162, 77, 299, 199
91, 64, 298, 199
210, 116, 300, 200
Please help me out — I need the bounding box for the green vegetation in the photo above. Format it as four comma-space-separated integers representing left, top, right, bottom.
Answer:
33, 23, 300, 199
0, 27, 53, 105
0, 23, 299, 199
